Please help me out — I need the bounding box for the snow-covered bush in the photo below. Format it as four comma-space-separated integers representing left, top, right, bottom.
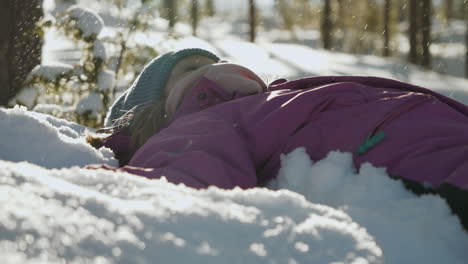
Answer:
8, 6, 111, 127
10, 2, 161, 128
63, 6, 104, 41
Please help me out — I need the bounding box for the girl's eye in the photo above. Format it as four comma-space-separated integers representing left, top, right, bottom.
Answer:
186, 66, 200, 72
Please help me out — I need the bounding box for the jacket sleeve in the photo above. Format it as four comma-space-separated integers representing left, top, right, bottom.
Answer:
121, 112, 257, 189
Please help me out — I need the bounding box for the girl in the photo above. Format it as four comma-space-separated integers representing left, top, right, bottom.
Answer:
89, 48, 468, 229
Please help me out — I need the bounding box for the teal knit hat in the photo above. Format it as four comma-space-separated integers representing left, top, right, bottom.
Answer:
104, 48, 220, 127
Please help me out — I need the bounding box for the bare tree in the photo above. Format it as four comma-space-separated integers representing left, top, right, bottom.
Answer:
249, 0, 257, 42
446, 0, 453, 22
321, 0, 333, 50
397, 0, 406, 23
383, 0, 391, 57
336, 0, 346, 32
276, 0, 294, 32
465, 0, 468, 78
0, 0, 43, 106
408, 0, 419, 64
205, 0, 215, 17
421, 0, 432, 69
191, 0, 199, 36
163, 0, 177, 30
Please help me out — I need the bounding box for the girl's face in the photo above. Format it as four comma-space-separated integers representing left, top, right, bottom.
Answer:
164, 55, 267, 117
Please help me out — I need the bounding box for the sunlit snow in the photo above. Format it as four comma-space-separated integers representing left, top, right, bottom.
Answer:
1, 108, 467, 263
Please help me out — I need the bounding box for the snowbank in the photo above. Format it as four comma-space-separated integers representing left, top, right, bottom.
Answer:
270, 148, 468, 264
0, 107, 116, 169
0, 160, 382, 264
1, 108, 467, 263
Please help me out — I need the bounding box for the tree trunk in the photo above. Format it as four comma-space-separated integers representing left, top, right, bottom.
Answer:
397, 0, 406, 23
408, 0, 419, 64
0, 0, 43, 106
465, 0, 468, 78
421, 0, 431, 69
335, 0, 345, 50
191, 0, 199, 36
321, 0, 332, 50
276, 0, 294, 32
249, 0, 256, 42
383, 0, 391, 57
205, 0, 215, 17
163, 0, 177, 29
446, 0, 453, 22
336, 0, 346, 31
0, 1, 12, 105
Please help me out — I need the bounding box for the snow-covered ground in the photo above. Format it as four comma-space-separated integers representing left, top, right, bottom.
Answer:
2, 1, 468, 263
1, 106, 468, 264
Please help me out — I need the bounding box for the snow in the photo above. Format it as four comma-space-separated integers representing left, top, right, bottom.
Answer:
214, 40, 293, 81
92, 40, 108, 61
76, 92, 104, 116
269, 148, 468, 264
0, 158, 383, 264
97, 69, 116, 92
0, 106, 116, 169
29, 63, 74, 81
42, 27, 83, 65
259, 43, 468, 104
9, 87, 39, 109
65, 6, 104, 39
43, 0, 56, 13
0, 107, 467, 263
32, 103, 75, 117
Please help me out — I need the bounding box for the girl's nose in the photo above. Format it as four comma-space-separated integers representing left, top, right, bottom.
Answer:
206, 63, 266, 91
204, 65, 264, 95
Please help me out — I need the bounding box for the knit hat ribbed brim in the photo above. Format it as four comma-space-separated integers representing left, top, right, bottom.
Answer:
104, 48, 220, 127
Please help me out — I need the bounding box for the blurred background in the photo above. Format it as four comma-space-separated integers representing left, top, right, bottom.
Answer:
1, 0, 467, 127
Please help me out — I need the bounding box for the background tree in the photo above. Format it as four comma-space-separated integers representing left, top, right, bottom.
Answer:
465, 0, 468, 77
335, 0, 360, 52
0, 0, 43, 106
321, 0, 333, 50
336, 0, 346, 45
421, 0, 432, 69
383, 0, 392, 57
275, 0, 295, 34
249, 0, 257, 42
443, 0, 465, 20
396, 0, 407, 23
274, 0, 315, 41
361, 0, 380, 52
191, 0, 199, 36
408, 0, 420, 64
162, 0, 177, 30
407, 0, 432, 68
205, 0, 215, 17
446, 0, 453, 22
